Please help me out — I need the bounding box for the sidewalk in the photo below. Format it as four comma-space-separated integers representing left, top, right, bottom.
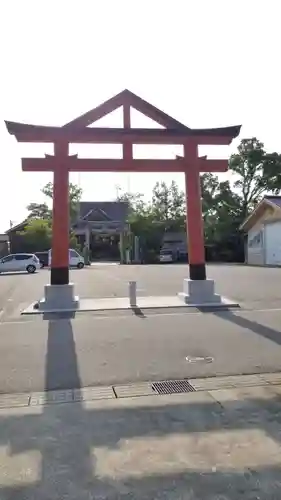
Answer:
0, 377, 281, 498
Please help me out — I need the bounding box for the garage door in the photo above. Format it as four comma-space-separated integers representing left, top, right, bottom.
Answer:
265, 222, 281, 265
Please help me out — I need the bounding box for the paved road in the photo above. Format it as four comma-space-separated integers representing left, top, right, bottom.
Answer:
0, 264, 281, 394
78, 263, 281, 309
0, 306, 281, 393
2, 263, 281, 315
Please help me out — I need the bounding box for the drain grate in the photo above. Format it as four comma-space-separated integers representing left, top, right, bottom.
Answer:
152, 379, 196, 395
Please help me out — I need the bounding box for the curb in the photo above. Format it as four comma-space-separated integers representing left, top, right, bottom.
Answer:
0, 372, 281, 410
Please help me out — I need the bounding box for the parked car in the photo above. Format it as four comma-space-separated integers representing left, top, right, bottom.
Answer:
159, 250, 174, 263
35, 251, 49, 269
48, 249, 85, 269
0, 253, 40, 274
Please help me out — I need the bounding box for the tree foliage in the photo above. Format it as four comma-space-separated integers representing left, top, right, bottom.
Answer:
27, 202, 51, 220
19, 219, 52, 252
229, 138, 271, 219
151, 181, 185, 221
27, 182, 82, 222
19, 218, 80, 252
22, 181, 82, 252
42, 182, 82, 222
117, 138, 281, 261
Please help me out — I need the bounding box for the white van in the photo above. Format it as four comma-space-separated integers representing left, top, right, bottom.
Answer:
48, 249, 85, 269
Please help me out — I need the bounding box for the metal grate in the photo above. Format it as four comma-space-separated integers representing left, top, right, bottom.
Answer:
152, 379, 196, 395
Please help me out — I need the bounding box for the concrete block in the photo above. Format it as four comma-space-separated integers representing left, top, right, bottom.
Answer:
114, 383, 156, 398
30, 390, 73, 406
38, 283, 79, 312
180, 278, 222, 305
0, 394, 30, 408
73, 387, 115, 401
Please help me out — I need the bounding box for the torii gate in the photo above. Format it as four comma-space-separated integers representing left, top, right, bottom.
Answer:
5, 90, 240, 308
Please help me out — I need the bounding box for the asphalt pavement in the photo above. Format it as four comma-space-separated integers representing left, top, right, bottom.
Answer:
1, 264, 281, 498
1, 263, 281, 312
0, 264, 281, 394
0, 303, 281, 393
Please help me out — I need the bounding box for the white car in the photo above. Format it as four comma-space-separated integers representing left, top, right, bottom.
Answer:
159, 250, 174, 263
48, 249, 85, 269
0, 253, 40, 274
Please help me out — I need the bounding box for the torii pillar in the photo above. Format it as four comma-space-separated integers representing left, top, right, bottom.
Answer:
179, 141, 222, 304
51, 142, 70, 286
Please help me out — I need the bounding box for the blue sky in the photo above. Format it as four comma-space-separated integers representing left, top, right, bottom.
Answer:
0, 0, 280, 231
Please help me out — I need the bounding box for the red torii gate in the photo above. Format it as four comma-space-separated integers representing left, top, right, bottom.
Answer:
5, 89, 240, 291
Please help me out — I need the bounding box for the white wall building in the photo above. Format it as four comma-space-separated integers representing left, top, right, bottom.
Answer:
240, 196, 281, 266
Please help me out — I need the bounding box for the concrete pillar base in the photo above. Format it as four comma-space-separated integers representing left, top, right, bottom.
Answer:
38, 283, 79, 312
179, 278, 222, 305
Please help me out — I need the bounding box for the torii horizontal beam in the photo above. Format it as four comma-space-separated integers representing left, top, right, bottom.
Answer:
5, 121, 241, 146
22, 157, 229, 173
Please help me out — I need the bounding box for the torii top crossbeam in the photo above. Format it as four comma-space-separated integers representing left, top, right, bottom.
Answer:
6, 120, 240, 144
5, 89, 241, 285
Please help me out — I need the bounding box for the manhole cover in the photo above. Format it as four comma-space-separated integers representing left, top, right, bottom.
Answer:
186, 356, 213, 364
152, 380, 196, 395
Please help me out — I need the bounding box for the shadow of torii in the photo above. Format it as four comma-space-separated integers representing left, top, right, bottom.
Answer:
0, 318, 281, 498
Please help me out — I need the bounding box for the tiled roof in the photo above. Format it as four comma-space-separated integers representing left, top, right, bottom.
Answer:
77, 202, 129, 223
5, 220, 28, 234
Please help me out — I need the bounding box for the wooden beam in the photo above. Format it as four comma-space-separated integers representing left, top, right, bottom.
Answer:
199, 159, 228, 172
64, 90, 125, 128
176, 155, 228, 172
193, 135, 236, 146
123, 103, 132, 159
5, 123, 188, 144
6, 125, 239, 146
64, 89, 189, 130
22, 157, 228, 173
125, 90, 189, 130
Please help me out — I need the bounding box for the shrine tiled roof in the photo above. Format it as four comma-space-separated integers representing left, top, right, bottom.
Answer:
77, 201, 129, 223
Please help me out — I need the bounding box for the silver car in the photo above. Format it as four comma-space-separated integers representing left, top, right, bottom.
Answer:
0, 253, 40, 274
159, 250, 174, 263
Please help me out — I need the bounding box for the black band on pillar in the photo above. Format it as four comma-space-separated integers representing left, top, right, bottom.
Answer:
189, 263, 206, 280
51, 267, 69, 285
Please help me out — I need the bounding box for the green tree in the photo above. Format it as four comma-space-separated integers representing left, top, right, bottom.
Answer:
69, 232, 81, 252
201, 173, 220, 220
19, 219, 52, 252
151, 181, 185, 222
27, 182, 83, 222
200, 172, 245, 260
200, 138, 281, 260
229, 137, 278, 219
117, 189, 160, 261
117, 191, 147, 215
19, 218, 80, 253
42, 181, 83, 222
117, 190, 153, 238
26, 202, 51, 220
117, 183, 186, 262
262, 151, 281, 192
